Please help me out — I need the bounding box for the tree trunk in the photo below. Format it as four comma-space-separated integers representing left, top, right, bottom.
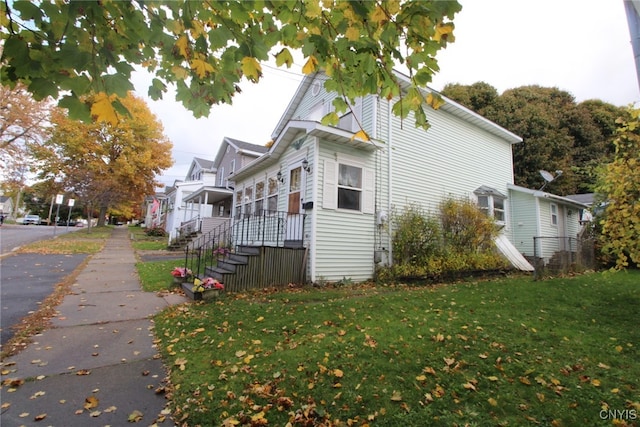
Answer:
97, 206, 108, 227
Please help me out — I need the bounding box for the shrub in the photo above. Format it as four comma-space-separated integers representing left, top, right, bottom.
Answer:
145, 226, 167, 237
439, 197, 499, 253
392, 204, 441, 266
379, 197, 508, 282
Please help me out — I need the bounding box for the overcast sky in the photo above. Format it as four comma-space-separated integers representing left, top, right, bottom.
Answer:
134, 0, 640, 189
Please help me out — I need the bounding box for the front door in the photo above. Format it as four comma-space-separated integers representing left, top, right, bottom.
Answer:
287, 166, 303, 242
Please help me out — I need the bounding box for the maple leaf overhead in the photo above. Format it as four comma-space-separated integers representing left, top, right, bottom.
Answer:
1, 0, 461, 128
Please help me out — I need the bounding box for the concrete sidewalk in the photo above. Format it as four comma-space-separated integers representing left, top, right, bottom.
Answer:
0, 227, 187, 427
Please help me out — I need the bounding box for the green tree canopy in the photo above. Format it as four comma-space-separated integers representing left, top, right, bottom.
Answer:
1, 0, 461, 129
442, 83, 626, 195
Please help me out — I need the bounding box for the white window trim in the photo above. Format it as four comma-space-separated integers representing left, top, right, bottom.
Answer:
550, 203, 559, 227
476, 194, 506, 225
323, 158, 374, 214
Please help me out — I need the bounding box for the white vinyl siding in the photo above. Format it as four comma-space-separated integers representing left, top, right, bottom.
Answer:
509, 189, 539, 258
376, 99, 513, 213
315, 141, 377, 282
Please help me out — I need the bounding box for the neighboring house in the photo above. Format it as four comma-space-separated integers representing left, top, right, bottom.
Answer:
0, 195, 14, 219
164, 142, 267, 242
565, 193, 596, 223
227, 71, 526, 284
508, 184, 590, 264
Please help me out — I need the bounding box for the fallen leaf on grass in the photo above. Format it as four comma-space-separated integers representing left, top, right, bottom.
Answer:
463, 381, 477, 391
174, 357, 187, 370
488, 397, 498, 406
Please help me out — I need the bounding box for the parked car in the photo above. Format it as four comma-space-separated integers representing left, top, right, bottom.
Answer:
23, 214, 41, 225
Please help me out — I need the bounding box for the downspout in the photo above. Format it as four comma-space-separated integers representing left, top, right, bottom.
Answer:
387, 100, 393, 266
309, 137, 319, 282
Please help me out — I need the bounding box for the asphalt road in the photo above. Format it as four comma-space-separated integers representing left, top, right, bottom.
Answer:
0, 223, 81, 256
0, 224, 88, 347
0, 253, 88, 346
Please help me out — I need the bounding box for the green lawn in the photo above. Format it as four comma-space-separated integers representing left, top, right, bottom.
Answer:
136, 259, 184, 292
129, 225, 169, 251
16, 226, 112, 254
153, 271, 640, 426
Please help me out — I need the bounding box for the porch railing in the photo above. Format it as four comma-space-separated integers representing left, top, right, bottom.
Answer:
173, 216, 201, 242
183, 210, 306, 280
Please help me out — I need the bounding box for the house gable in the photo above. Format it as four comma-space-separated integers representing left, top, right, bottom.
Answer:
185, 157, 216, 182
214, 137, 268, 187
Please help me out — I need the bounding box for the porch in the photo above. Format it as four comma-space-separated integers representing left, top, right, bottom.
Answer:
182, 210, 308, 292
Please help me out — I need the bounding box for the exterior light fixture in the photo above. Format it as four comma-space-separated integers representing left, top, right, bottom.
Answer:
302, 158, 311, 173
276, 170, 284, 184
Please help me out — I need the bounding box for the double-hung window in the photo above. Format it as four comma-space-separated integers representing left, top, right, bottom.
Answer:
267, 177, 278, 214
244, 186, 253, 216
255, 181, 264, 215
338, 164, 362, 211
235, 190, 243, 219
475, 186, 506, 224
323, 159, 374, 214
550, 203, 558, 226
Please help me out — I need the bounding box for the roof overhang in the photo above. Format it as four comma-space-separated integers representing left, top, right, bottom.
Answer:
508, 184, 589, 210
233, 120, 382, 181
271, 71, 523, 146
182, 186, 233, 204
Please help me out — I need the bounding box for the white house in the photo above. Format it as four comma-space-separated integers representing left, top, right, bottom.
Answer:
163, 141, 268, 243
229, 71, 526, 283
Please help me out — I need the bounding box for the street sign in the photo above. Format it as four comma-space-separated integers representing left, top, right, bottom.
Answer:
68, 199, 75, 207
55, 194, 64, 204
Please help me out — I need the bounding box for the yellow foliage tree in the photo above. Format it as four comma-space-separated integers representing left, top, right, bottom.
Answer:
32, 93, 173, 226
597, 107, 640, 269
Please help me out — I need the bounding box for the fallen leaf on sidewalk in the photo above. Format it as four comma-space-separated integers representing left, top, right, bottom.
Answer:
128, 409, 143, 422
84, 396, 99, 410
76, 369, 91, 376
34, 413, 47, 421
